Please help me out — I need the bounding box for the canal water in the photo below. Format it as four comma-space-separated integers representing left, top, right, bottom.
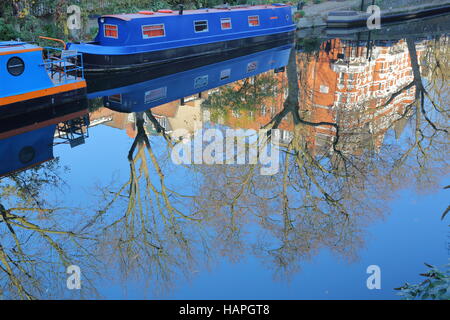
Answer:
0, 17, 449, 299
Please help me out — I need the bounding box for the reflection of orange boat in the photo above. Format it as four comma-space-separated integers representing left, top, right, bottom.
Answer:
0, 99, 89, 178
0, 41, 86, 118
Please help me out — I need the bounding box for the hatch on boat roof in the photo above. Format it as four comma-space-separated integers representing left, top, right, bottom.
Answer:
100, 14, 138, 21
100, 4, 291, 21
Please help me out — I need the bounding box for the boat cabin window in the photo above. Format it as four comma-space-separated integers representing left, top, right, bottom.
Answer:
220, 69, 231, 80
19, 146, 35, 164
108, 94, 122, 103
142, 24, 166, 38
221, 18, 232, 30
247, 61, 258, 72
194, 20, 208, 33
104, 24, 118, 38
7, 57, 25, 76
248, 16, 260, 27
194, 75, 208, 88
145, 87, 167, 103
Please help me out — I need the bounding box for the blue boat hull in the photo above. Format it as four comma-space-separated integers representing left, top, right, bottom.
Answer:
80, 30, 295, 73
0, 98, 88, 135
87, 36, 295, 90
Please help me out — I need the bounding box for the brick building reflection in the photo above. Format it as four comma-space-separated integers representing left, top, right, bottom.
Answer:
88, 38, 424, 156
89, 93, 205, 140
302, 38, 423, 155
206, 38, 424, 155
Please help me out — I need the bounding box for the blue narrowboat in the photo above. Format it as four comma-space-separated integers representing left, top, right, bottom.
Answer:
68, 4, 296, 73
0, 99, 89, 178
88, 43, 293, 112
0, 41, 86, 118
0, 123, 56, 178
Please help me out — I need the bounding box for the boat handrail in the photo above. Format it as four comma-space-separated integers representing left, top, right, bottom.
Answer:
40, 46, 85, 83
38, 36, 67, 49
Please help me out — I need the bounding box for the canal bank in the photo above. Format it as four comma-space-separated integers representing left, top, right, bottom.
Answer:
297, 0, 450, 29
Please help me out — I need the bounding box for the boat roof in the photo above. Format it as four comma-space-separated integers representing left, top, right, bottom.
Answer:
0, 41, 41, 54
102, 4, 290, 21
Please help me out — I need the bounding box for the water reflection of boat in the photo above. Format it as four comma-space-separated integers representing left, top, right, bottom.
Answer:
88, 43, 293, 113
0, 41, 86, 118
68, 4, 296, 73
86, 36, 294, 87
0, 100, 89, 178
327, 4, 450, 28
299, 12, 450, 41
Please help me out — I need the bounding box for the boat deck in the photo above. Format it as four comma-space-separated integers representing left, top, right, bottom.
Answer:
43, 49, 85, 85
47, 61, 82, 85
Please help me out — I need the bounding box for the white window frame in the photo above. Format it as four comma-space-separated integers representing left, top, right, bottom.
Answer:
194, 20, 209, 33
145, 87, 167, 103
261, 105, 267, 116
194, 75, 209, 89
247, 61, 258, 73
220, 18, 232, 30
220, 69, 231, 81
248, 15, 260, 27
142, 24, 166, 39
104, 24, 119, 39
319, 85, 329, 94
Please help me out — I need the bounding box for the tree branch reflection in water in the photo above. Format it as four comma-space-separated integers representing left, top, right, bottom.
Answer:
0, 160, 98, 299
1, 36, 447, 298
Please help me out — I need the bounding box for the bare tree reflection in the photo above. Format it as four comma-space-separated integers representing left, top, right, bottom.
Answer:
0, 160, 97, 299
195, 37, 449, 278
91, 36, 449, 288
93, 112, 210, 294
